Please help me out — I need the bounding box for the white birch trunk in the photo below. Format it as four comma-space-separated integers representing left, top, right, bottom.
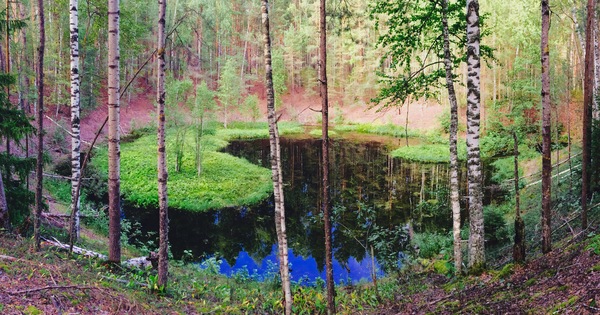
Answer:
107, 0, 121, 263
69, 0, 81, 242
157, 0, 169, 289
261, 2, 292, 314
466, 0, 485, 270
441, 0, 462, 274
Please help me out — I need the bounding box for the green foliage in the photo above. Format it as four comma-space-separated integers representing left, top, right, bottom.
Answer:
0, 73, 36, 229
412, 232, 453, 259
390, 143, 467, 163
244, 94, 260, 122
93, 128, 275, 212
586, 234, 600, 255
272, 49, 287, 109
370, 0, 470, 107
483, 205, 509, 246
218, 58, 245, 128
334, 123, 419, 138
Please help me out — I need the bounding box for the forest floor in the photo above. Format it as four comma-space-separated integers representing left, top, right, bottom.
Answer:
1, 228, 599, 314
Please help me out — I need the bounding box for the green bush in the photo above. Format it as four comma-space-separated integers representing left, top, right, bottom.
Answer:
483, 205, 509, 246
413, 232, 453, 259
390, 143, 467, 163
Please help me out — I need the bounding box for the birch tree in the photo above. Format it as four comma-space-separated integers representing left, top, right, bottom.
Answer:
108, 0, 121, 263
466, 0, 485, 270
157, 0, 169, 289
540, 0, 552, 253
261, 2, 292, 313
69, 0, 82, 242
320, 0, 335, 313
441, 0, 462, 274
0, 169, 7, 230
34, 0, 45, 251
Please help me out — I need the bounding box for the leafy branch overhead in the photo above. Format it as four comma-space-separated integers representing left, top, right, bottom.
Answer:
370, 0, 493, 108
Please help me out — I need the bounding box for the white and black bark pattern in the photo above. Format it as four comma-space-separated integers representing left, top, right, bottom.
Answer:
107, 0, 121, 263
541, 0, 552, 252
157, 0, 169, 289
261, 2, 292, 314
442, 0, 462, 274
466, 0, 485, 270
69, 0, 81, 242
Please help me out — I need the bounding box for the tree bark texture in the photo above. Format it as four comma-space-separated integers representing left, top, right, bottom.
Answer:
466, 0, 485, 270
593, 2, 599, 120
582, 0, 594, 229
261, 2, 292, 313
34, 0, 45, 251
0, 170, 8, 229
69, 0, 81, 243
320, 0, 335, 313
107, 0, 121, 263
513, 132, 525, 263
442, 0, 462, 275
157, 0, 169, 289
541, 0, 552, 252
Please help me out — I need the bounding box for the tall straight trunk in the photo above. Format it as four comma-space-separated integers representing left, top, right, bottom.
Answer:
107, 0, 121, 263
466, 0, 485, 270
513, 132, 525, 263
541, 0, 552, 252
157, 0, 169, 289
261, 2, 292, 313
582, 0, 595, 229
69, 0, 81, 243
0, 170, 8, 229
441, 0, 462, 274
320, 0, 335, 312
594, 5, 599, 119
34, 0, 45, 251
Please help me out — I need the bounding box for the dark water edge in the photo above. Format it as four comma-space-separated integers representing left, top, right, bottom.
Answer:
124, 136, 505, 284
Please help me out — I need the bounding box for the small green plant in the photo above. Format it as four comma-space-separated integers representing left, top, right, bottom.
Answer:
586, 234, 600, 255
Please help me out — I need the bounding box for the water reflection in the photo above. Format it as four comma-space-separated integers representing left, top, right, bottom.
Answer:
125, 136, 499, 284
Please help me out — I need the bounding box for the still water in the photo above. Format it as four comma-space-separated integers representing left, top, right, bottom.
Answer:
125, 135, 498, 284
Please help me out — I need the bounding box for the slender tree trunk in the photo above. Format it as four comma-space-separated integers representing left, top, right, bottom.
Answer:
441, 0, 462, 275
541, 0, 552, 252
466, 0, 485, 271
513, 132, 525, 263
320, 0, 335, 312
261, 3, 292, 313
107, 0, 121, 263
69, 0, 81, 243
157, 0, 169, 289
594, 5, 599, 119
0, 170, 8, 229
582, 0, 595, 229
34, 0, 45, 251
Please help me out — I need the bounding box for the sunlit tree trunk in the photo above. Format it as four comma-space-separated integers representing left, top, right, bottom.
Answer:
0, 170, 8, 229
466, 0, 485, 270
541, 0, 552, 252
107, 0, 121, 263
34, 0, 45, 251
157, 0, 169, 289
582, 0, 595, 229
513, 132, 525, 263
69, 0, 81, 243
320, 0, 335, 312
261, 2, 292, 313
441, 0, 462, 274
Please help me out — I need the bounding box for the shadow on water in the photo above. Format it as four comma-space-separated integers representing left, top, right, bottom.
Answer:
124, 135, 503, 284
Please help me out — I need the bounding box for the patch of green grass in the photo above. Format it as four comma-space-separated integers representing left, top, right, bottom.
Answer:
549, 295, 579, 313
217, 122, 304, 140
93, 129, 274, 212
44, 178, 71, 204
309, 129, 338, 137
524, 278, 537, 286
334, 123, 421, 138
390, 143, 467, 163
